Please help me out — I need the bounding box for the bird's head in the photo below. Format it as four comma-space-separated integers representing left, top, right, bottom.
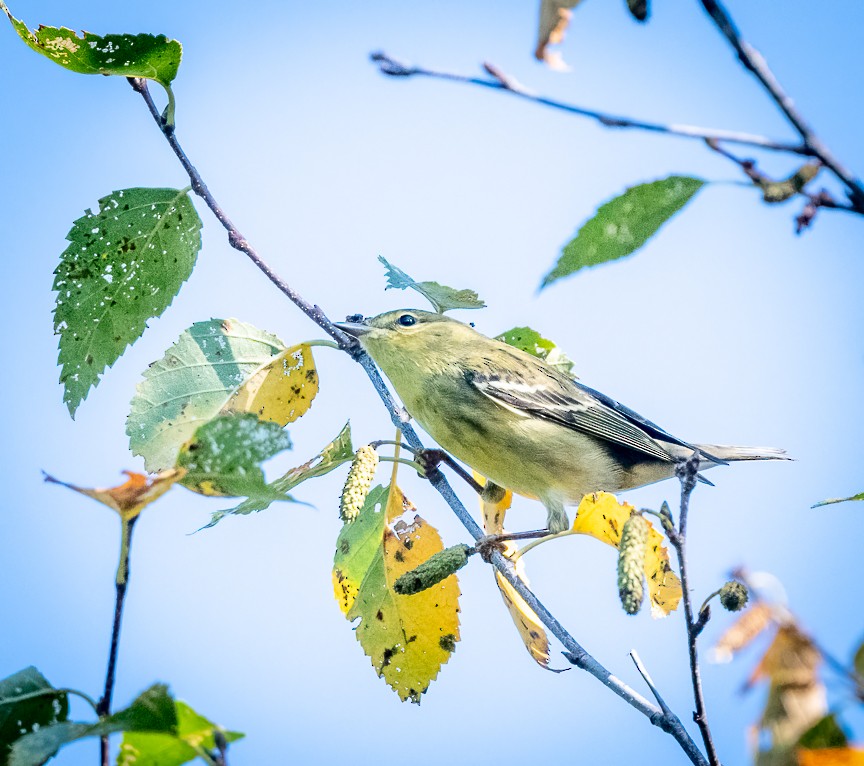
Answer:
336, 309, 478, 376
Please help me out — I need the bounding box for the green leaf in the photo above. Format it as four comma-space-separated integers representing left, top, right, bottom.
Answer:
853, 639, 864, 686
118, 701, 243, 766
128, 320, 319, 472
0, 668, 69, 765
797, 714, 849, 749
495, 327, 576, 377
378, 256, 485, 313
177, 413, 292, 498
207, 421, 354, 526
812, 492, 864, 508
9, 685, 176, 766
55, 188, 202, 417
0, 2, 181, 121
541, 176, 706, 287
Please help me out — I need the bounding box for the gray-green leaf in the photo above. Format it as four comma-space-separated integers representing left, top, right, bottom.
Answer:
541, 176, 705, 287
0, 667, 69, 765
495, 327, 576, 377
206, 421, 354, 527
812, 492, 864, 508
55, 188, 201, 417
127, 319, 290, 472
378, 256, 485, 313
177, 413, 292, 498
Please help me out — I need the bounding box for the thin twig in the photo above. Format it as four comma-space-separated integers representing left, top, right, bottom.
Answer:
97, 516, 139, 766
697, 0, 864, 211
129, 79, 708, 766
671, 454, 720, 766
370, 51, 808, 156
630, 650, 676, 728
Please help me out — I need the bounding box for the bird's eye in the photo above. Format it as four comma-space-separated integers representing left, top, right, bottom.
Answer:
397, 314, 416, 327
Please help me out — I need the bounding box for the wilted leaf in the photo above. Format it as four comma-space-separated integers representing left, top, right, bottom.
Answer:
479, 479, 552, 669
496, 326, 576, 377
43, 469, 184, 522
177, 413, 291, 498
54, 188, 201, 416
378, 256, 485, 313
9, 685, 176, 766
332, 484, 460, 702
711, 602, 774, 663
541, 176, 705, 287
127, 320, 318, 471
570, 493, 681, 617
535, 0, 584, 71
0, 668, 68, 764
812, 492, 864, 508
0, 3, 181, 120
207, 421, 354, 525
118, 701, 243, 766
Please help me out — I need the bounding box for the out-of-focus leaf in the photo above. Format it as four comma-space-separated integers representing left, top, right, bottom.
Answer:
798, 715, 849, 750
853, 640, 864, 686
478, 478, 553, 669
798, 747, 864, 766
206, 422, 354, 526
496, 326, 576, 377
54, 188, 201, 416
128, 320, 317, 471
535, 0, 584, 70
176, 413, 291, 498
378, 256, 485, 313
760, 163, 822, 203
570, 493, 681, 617
332, 483, 460, 702
9, 685, 176, 766
0, 668, 69, 765
43, 469, 184, 522
626, 0, 650, 22
541, 176, 705, 287
710, 602, 775, 663
118, 701, 243, 766
812, 492, 864, 508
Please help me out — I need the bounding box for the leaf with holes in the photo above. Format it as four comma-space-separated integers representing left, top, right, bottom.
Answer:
177, 413, 291, 498
496, 326, 576, 378
332, 484, 460, 702
541, 176, 705, 287
378, 256, 485, 313
118, 701, 243, 766
9, 684, 176, 766
54, 188, 201, 417
127, 320, 318, 471
0, 667, 69, 764
207, 421, 353, 526
1, 3, 181, 121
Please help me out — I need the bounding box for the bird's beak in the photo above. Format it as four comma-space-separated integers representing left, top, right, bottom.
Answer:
335, 320, 373, 338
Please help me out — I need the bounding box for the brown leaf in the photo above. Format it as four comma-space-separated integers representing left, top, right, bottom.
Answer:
535, 0, 584, 71
711, 602, 774, 663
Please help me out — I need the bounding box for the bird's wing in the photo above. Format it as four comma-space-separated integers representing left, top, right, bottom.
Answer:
467, 370, 685, 464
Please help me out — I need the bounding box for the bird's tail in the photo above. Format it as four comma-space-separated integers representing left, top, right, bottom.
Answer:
695, 444, 791, 464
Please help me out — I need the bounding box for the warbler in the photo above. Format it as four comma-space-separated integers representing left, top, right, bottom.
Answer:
337, 310, 788, 533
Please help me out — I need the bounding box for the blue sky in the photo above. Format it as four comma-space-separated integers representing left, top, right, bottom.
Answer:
1, 1, 862, 764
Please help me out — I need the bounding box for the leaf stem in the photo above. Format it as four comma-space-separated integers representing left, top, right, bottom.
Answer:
670, 454, 720, 766
96, 515, 138, 766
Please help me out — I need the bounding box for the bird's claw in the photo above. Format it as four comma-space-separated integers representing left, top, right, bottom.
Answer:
473, 534, 508, 563
415, 449, 447, 480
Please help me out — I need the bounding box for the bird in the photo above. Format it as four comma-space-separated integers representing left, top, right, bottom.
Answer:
336, 309, 788, 533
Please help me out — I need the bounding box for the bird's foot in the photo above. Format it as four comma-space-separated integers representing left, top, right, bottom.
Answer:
414, 448, 447, 481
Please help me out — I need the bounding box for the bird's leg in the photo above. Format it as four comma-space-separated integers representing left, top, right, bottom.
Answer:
415, 449, 485, 494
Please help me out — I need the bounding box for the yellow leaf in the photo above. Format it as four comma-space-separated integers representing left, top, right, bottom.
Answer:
477, 474, 552, 668
535, 0, 584, 71
44, 469, 185, 521
332, 484, 460, 702
222, 343, 318, 425
571, 492, 681, 617
799, 748, 864, 766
